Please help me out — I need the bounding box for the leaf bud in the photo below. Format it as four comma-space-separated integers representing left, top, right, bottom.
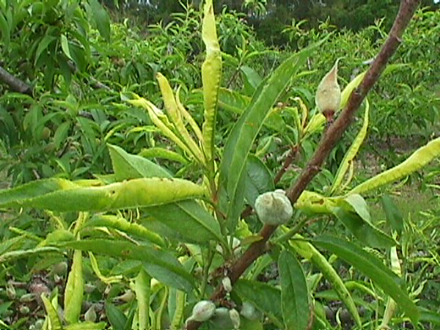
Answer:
229, 308, 241, 329
19, 305, 30, 315
84, 305, 97, 322
52, 261, 68, 276
19, 293, 35, 303
6, 284, 16, 300
222, 277, 232, 293
254, 189, 293, 225
316, 59, 341, 121
34, 319, 44, 330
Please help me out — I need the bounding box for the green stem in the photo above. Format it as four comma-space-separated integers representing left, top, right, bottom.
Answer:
199, 247, 215, 298
274, 214, 308, 244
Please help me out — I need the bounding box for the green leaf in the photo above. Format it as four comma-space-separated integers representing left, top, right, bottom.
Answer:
234, 279, 283, 328
331, 100, 369, 194
278, 250, 310, 330
331, 205, 395, 248
0, 177, 206, 212
84, 215, 165, 246
61, 239, 195, 292
0, 12, 10, 48
88, 0, 111, 41
350, 137, 440, 195
420, 309, 440, 326
220, 38, 327, 228
134, 268, 151, 330
343, 194, 370, 222
339, 64, 406, 112
156, 74, 205, 164
64, 250, 84, 324
288, 235, 362, 328
244, 155, 274, 207
218, 88, 250, 115
381, 195, 404, 234
108, 144, 171, 180
201, 0, 222, 166
147, 201, 223, 244
53, 121, 71, 149
105, 301, 127, 330
313, 235, 420, 324
42, 295, 63, 330
138, 147, 188, 164
0, 247, 61, 264
61, 34, 73, 61
34, 34, 56, 66
241, 66, 263, 95
65, 322, 107, 330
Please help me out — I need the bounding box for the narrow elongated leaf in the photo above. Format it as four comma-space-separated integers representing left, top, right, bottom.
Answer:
0, 177, 206, 212
343, 194, 370, 222
381, 195, 404, 234
129, 97, 198, 161
84, 215, 165, 246
420, 309, 440, 326
289, 236, 362, 327
61, 239, 195, 292
65, 322, 106, 330
138, 147, 188, 164
157, 74, 204, 163
201, 0, 222, 165
218, 88, 250, 114
313, 235, 420, 324
89, 0, 111, 41
108, 144, 171, 180
350, 137, 440, 195
147, 201, 223, 244
134, 268, 151, 330
295, 190, 337, 214
53, 121, 71, 149
61, 34, 73, 60
0, 247, 60, 264
89, 252, 123, 284
218, 88, 285, 132
331, 206, 395, 248
169, 289, 186, 330
220, 38, 327, 227
42, 295, 63, 330
105, 301, 127, 330
331, 100, 369, 194
233, 279, 284, 328
0, 12, 10, 49
35, 35, 56, 66
340, 64, 406, 111
241, 66, 262, 95
278, 250, 310, 330
64, 249, 84, 324
244, 155, 274, 207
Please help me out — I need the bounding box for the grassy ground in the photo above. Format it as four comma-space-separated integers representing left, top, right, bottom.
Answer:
369, 185, 437, 224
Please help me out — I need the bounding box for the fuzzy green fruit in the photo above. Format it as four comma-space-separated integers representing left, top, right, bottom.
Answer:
189, 300, 216, 322
254, 190, 293, 225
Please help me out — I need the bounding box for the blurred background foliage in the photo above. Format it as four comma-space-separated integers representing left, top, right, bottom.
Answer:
0, 0, 438, 185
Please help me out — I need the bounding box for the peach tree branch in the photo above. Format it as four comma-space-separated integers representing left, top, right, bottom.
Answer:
185, 1, 420, 329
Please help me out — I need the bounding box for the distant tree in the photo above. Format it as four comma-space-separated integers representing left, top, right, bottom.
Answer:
100, 0, 438, 46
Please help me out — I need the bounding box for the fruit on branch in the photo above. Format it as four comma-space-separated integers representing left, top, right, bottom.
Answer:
254, 189, 293, 225
316, 59, 341, 122
188, 300, 216, 322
